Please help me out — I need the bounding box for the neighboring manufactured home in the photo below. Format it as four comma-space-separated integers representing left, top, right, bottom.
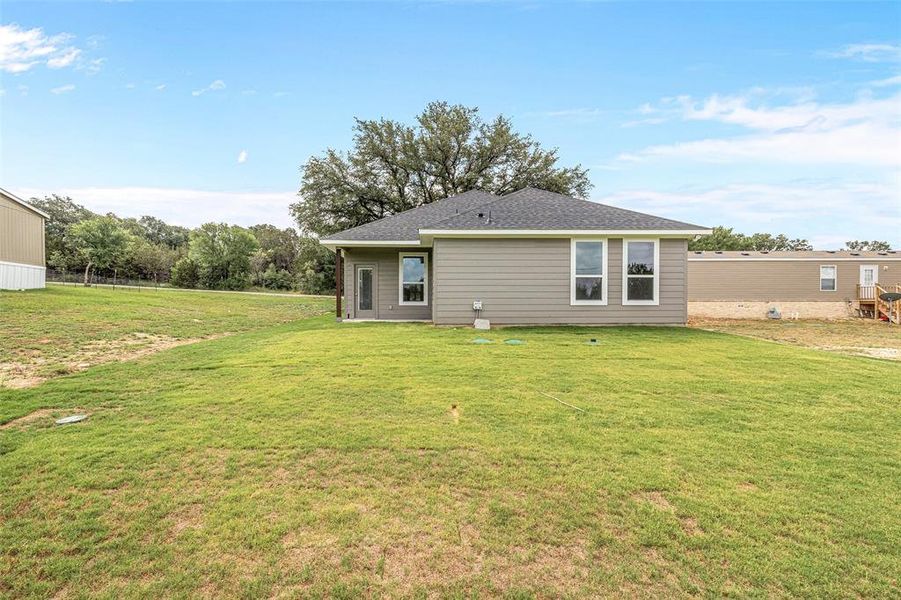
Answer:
320, 188, 711, 325
688, 250, 901, 320
0, 187, 47, 290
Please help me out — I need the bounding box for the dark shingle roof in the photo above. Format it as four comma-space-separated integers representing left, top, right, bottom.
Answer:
425, 187, 706, 231
321, 190, 497, 241
322, 187, 707, 242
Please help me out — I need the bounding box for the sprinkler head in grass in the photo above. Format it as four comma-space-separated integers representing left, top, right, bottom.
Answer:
472, 338, 493, 344
55, 415, 88, 425
586, 338, 600, 346
504, 339, 525, 345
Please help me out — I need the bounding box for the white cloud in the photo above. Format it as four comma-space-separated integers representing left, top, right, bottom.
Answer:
192, 79, 226, 96
237, 150, 248, 164
616, 91, 901, 167
155, 83, 166, 91
871, 74, 901, 87
46, 47, 81, 68
17, 186, 297, 229
82, 57, 105, 75
125, 82, 136, 89
50, 84, 75, 95
597, 181, 901, 248
0, 23, 94, 73
17, 84, 28, 96
825, 43, 901, 62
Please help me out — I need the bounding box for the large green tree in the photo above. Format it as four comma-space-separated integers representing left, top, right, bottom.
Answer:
249, 224, 300, 271
29, 195, 97, 262
291, 101, 592, 236
188, 223, 259, 289
689, 226, 812, 252
70, 216, 133, 285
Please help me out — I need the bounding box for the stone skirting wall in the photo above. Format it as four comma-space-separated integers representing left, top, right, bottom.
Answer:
688, 301, 856, 320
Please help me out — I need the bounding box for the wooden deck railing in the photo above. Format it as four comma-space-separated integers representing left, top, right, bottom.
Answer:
857, 284, 877, 301
872, 283, 901, 324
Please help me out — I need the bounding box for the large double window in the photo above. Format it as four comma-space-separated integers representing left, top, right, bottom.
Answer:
399, 252, 428, 305
571, 239, 607, 305
623, 240, 659, 305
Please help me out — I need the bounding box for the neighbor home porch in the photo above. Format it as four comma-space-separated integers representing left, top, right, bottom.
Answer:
857, 282, 901, 323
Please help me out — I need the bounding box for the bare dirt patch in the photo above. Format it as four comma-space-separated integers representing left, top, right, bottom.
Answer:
815, 346, 899, 360
689, 318, 901, 360
0, 333, 223, 389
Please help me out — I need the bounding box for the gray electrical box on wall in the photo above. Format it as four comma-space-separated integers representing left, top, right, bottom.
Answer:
472, 300, 482, 311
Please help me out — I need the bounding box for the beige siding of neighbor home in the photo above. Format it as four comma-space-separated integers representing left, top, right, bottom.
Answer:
431, 237, 688, 325
0, 194, 45, 267
342, 248, 433, 320
688, 259, 901, 301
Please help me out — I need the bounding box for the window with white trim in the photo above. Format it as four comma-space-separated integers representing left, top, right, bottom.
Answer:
819, 265, 836, 291
623, 240, 659, 305
399, 252, 428, 305
571, 239, 606, 305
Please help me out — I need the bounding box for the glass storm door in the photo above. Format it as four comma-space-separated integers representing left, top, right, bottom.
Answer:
356, 266, 376, 319
860, 265, 877, 287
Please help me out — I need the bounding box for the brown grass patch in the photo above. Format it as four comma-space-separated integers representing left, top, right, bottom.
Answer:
681, 517, 703, 536
689, 318, 901, 360
633, 491, 673, 511
169, 503, 204, 539
1, 333, 223, 389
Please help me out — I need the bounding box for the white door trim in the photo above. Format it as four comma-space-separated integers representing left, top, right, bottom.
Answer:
859, 264, 878, 286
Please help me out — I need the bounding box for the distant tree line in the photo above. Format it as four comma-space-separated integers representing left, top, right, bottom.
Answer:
30, 195, 335, 294
688, 226, 892, 252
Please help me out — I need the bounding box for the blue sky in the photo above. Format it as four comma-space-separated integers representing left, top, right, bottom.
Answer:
1, 1, 899, 247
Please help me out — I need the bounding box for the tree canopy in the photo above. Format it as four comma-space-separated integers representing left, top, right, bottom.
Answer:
291, 101, 592, 236
689, 226, 813, 252
844, 240, 892, 251
187, 223, 260, 289
70, 217, 133, 284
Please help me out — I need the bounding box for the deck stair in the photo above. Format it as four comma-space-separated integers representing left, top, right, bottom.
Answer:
865, 283, 901, 324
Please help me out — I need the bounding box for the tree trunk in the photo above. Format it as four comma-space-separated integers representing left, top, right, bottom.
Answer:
83, 262, 92, 287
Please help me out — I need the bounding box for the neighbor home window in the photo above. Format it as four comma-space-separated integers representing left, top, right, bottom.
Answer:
820, 265, 837, 291
399, 252, 428, 305
623, 240, 659, 305
571, 239, 607, 305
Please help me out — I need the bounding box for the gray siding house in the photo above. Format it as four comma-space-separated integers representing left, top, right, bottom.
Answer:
321, 188, 710, 326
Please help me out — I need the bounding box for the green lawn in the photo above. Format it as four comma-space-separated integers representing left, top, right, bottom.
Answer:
0, 286, 332, 387
1, 289, 900, 598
